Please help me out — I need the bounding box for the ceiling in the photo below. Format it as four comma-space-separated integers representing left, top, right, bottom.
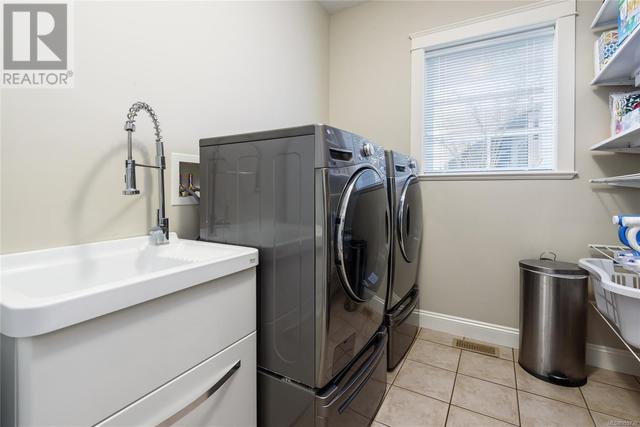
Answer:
318, 0, 367, 14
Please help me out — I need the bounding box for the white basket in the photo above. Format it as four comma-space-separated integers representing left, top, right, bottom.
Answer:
579, 258, 640, 348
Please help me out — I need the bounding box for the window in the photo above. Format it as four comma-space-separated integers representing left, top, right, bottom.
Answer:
424, 28, 555, 174
410, 1, 577, 179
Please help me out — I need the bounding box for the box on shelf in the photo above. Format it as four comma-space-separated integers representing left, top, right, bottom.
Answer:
610, 90, 640, 135
595, 29, 619, 72
618, 0, 640, 43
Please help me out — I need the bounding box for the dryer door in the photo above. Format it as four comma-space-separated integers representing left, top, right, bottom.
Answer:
397, 175, 423, 263
336, 167, 390, 303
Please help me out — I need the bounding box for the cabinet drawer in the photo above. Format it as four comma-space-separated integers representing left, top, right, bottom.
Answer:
98, 332, 256, 427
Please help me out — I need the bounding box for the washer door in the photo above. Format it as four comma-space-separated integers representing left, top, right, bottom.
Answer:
397, 175, 423, 263
336, 167, 390, 303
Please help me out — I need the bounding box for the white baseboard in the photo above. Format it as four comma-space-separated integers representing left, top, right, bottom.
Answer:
417, 309, 520, 348
417, 309, 640, 376
586, 343, 640, 376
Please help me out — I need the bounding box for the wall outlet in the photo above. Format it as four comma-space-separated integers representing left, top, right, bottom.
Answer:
171, 153, 200, 206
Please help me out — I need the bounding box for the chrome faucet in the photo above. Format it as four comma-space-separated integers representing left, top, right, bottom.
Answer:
122, 102, 169, 245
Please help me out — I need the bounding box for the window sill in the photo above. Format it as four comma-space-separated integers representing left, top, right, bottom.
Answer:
418, 171, 578, 181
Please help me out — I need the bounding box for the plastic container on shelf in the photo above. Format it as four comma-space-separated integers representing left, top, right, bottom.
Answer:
578, 258, 640, 348
610, 91, 640, 136
595, 29, 619, 73
619, 109, 640, 134
618, 0, 640, 43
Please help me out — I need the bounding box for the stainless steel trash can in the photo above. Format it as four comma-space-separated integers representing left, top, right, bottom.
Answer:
518, 256, 589, 387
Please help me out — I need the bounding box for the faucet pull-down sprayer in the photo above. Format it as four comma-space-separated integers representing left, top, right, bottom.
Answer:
122, 102, 169, 245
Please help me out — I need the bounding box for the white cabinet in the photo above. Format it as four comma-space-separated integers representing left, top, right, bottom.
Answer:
1, 267, 257, 426
98, 332, 256, 427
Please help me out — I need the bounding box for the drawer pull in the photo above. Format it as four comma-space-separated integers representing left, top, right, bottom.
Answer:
157, 360, 241, 426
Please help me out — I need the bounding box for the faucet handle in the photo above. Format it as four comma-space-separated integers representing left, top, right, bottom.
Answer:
149, 227, 169, 245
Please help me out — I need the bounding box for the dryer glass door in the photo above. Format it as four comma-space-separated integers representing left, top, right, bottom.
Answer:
397, 175, 423, 263
336, 167, 390, 303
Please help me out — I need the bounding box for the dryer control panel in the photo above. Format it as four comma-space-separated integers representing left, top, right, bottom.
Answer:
322, 125, 385, 173
387, 150, 419, 178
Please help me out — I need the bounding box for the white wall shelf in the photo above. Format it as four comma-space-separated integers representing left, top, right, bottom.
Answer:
590, 173, 640, 188
592, 25, 640, 86
591, 0, 618, 31
589, 15, 640, 183
589, 6, 640, 370
590, 126, 640, 152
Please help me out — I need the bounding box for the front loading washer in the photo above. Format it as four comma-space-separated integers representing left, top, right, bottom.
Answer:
384, 150, 423, 370
199, 125, 390, 426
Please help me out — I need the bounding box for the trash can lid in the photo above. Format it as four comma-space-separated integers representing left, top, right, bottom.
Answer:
519, 259, 587, 276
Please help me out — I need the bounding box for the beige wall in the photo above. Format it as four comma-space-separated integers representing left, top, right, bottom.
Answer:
1, 1, 329, 253
329, 0, 640, 347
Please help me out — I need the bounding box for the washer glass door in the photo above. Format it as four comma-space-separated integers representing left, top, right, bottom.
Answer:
336, 167, 390, 302
398, 176, 423, 263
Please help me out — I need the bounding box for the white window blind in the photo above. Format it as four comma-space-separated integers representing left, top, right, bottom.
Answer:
423, 27, 556, 175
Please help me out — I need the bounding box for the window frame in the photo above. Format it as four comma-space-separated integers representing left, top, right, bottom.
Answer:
410, 0, 577, 180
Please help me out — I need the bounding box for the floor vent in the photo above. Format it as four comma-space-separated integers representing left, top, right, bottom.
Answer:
452, 338, 499, 357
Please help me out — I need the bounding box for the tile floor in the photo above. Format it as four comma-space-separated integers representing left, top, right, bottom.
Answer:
375, 328, 640, 427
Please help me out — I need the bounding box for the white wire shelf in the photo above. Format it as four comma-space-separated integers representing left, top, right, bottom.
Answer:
591, 0, 618, 31
590, 127, 640, 153
588, 243, 631, 261
590, 173, 640, 188
592, 25, 640, 86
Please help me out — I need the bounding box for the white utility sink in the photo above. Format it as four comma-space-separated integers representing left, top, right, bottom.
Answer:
0, 233, 258, 338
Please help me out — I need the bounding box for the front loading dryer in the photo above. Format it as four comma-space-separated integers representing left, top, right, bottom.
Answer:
199, 125, 390, 426
384, 150, 423, 370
